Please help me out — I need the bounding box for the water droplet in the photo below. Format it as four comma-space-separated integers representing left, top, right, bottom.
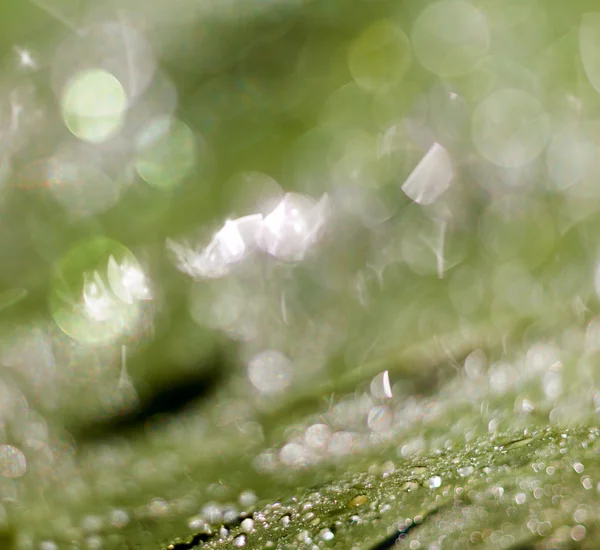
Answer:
279, 443, 308, 467
427, 475, 442, 489
319, 527, 335, 541
240, 518, 254, 533
108, 509, 129, 529
239, 491, 258, 508
370, 371, 393, 399
367, 405, 393, 433
233, 534, 246, 547
223, 506, 239, 524
201, 502, 223, 524
305, 424, 332, 451
571, 524, 587, 542
348, 495, 368, 508
81, 515, 103, 534
401, 481, 420, 492
49, 238, 145, 345
148, 498, 169, 518
257, 192, 330, 262
107, 255, 152, 304
248, 350, 294, 395
457, 466, 473, 477
187, 516, 211, 533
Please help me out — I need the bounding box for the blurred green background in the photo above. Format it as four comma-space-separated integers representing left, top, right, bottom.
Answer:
1, 0, 600, 548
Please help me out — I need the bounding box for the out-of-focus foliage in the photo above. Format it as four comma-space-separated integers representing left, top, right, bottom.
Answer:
2, 0, 600, 548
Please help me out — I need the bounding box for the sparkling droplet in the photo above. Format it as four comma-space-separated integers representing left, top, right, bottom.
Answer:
427, 475, 442, 489
239, 490, 258, 508
240, 518, 254, 533
233, 534, 246, 547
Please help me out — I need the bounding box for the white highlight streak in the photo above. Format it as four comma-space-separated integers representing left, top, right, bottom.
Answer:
401, 143, 454, 205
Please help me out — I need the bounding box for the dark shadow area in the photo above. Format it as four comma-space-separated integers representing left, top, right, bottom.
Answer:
69, 349, 228, 443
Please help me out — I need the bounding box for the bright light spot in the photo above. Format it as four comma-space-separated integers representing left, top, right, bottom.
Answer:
240, 518, 254, 533
248, 350, 294, 395
464, 349, 486, 379
411, 0, 490, 77
61, 69, 127, 143
187, 516, 208, 532
213, 219, 255, 263
107, 255, 153, 304
370, 371, 393, 399
233, 534, 246, 547
518, 398, 536, 414
82, 270, 119, 322
401, 142, 454, 204
0, 445, 26, 478
238, 490, 257, 508
258, 192, 330, 262
472, 88, 551, 168
14, 46, 37, 70
348, 19, 411, 91
49, 238, 146, 345
320, 528, 335, 541
427, 475, 442, 488
168, 214, 263, 279
135, 116, 197, 190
